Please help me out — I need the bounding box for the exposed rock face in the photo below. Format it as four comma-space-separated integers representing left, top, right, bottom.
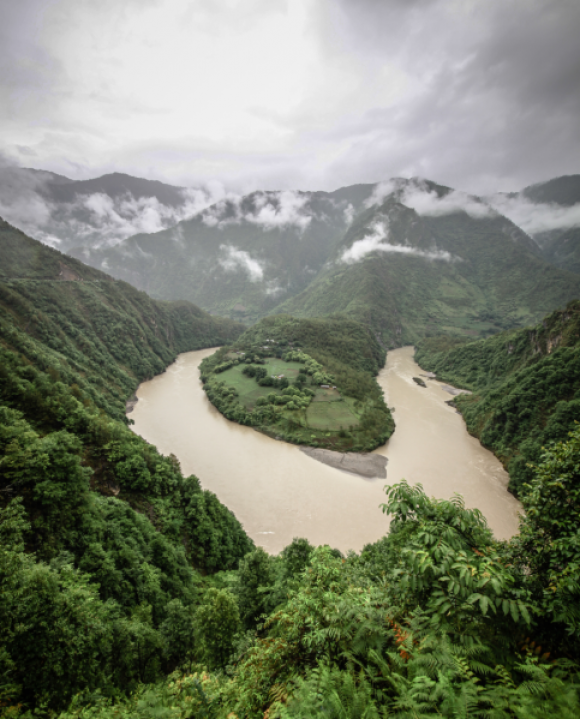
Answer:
441, 385, 472, 396
125, 394, 138, 413
300, 447, 388, 479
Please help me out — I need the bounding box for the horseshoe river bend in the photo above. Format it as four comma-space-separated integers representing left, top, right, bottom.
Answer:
129, 346, 521, 554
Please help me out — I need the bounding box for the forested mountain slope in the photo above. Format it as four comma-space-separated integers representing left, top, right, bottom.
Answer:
0, 218, 242, 420
70, 177, 580, 347
278, 182, 580, 346
0, 219, 253, 709
69, 185, 375, 322
416, 300, 580, 495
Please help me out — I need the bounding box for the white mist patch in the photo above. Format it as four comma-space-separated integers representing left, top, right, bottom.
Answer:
265, 279, 285, 297
365, 178, 493, 220
81, 188, 227, 241
341, 222, 456, 264
248, 191, 311, 230
202, 191, 312, 232
364, 180, 399, 208
219, 245, 264, 282
0, 165, 229, 248
487, 195, 580, 236
400, 186, 494, 219
343, 203, 355, 225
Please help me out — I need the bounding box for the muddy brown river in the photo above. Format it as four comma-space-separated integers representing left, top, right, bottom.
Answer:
130, 346, 521, 553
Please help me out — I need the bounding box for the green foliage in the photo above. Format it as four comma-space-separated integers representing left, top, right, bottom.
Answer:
0, 223, 254, 711
236, 548, 273, 630
510, 424, 580, 649
195, 588, 241, 670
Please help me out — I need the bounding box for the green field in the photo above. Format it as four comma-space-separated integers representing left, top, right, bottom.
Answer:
306, 399, 359, 430
218, 358, 361, 430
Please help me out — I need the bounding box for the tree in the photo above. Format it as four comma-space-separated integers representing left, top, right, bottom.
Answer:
237, 548, 273, 629
195, 588, 240, 669
511, 423, 580, 646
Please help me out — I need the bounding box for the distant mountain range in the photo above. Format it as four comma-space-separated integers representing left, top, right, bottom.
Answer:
0, 167, 217, 249
486, 174, 580, 272
1, 166, 580, 346
65, 175, 580, 347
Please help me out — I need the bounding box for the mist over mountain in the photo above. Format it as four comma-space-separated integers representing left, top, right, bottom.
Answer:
62, 174, 580, 346
486, 175, 580, 269
69, 183, 376, 321
0, 165, 226, 250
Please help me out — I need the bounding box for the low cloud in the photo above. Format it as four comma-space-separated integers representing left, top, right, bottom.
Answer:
0, 164, 229, 248
202, 190, 312, 232
400, 185, 494, 220
340, 221, 457, 264
364, 180, 399, 208
343, 203, 355, 225
264, 279, 285, 297
219, 245, 265, 282
487, 194, 580, 237
365, 178, 493, 219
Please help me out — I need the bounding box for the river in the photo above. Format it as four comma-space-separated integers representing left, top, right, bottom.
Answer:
130, 346, 521, 554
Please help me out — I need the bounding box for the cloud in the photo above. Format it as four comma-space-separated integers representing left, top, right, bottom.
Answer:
400, 184, 494, 219
340, 221, 457, 264
202, 190, 312, 231
364, 180, 399, 208
343, 203, 355, 225
0, 163, 229, 247
365, 178, 494, 219
264, 279, 285, 296
2, 2, 580, 198
248, 191, 312, 230
487, 194, 580, 236
219, 245, 265, 281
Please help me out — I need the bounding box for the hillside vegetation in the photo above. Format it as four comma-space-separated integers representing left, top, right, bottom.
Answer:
279, 188, 580, 346
200, 315, 394, 452
1, 222, 580, 715
0, 221, 254, 709
416, 300, 580, 495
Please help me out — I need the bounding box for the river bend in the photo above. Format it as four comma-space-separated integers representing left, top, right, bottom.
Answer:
130, 346, 521, 553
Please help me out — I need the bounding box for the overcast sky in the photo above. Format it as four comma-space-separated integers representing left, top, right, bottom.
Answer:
1, 0, 579, 194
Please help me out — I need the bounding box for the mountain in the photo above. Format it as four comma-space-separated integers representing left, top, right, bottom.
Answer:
272, 178, 580, 345
521, 174, 580, 206
69, 184, 376, 322
0, 217, 244, 421
67, 177, 580, 346
0, 166, 213, 250
487, 174, 580, 270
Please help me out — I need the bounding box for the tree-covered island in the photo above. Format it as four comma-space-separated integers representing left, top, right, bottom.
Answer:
200, 315, 395, 451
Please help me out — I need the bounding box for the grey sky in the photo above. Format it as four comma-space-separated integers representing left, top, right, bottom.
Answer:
1, 0, 579, 194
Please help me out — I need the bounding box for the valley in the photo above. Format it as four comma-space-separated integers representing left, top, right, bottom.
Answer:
1, 173, 580, 717
129, 345, 520, 554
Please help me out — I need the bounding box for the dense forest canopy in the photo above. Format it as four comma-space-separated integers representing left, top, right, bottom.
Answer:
0, 221, 254, 710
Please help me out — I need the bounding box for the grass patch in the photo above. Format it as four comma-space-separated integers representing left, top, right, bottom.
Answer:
306, 401, 359, 430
